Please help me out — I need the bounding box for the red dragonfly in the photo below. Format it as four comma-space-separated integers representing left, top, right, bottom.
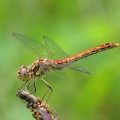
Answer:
13, 32, 119, 98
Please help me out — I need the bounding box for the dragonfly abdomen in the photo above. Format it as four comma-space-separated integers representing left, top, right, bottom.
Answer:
61, 43, 120, 64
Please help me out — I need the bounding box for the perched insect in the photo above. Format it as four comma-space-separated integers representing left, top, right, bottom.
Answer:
13, 32, 120, 100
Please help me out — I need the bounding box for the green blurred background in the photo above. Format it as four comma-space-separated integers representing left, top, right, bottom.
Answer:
0, 0, 120, 120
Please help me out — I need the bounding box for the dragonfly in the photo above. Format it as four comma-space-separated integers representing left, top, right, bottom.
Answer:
13, 32, 120, 100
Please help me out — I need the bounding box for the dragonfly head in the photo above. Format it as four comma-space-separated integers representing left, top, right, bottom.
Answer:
17, 66, 29, 81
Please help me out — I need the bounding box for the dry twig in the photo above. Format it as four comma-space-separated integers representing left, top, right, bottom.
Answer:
16, 90, 58, 120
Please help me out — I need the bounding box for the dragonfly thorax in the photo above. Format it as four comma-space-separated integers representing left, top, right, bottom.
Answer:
31, 58, 54, 76
17, 58, 55, 81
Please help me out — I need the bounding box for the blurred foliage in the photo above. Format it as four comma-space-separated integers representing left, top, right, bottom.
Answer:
0, 0, 120, 120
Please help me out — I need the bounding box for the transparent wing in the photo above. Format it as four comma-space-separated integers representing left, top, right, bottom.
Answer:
42, 36, 68, 59
43, 69, 65, 82
13, 32, 49, 58
68, 64, 91, 75
13, 32, 68, 59
43, 64, 90, 82
42, 36, 90, 74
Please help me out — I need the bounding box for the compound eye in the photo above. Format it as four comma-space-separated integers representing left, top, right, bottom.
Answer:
17, 66, 29, 81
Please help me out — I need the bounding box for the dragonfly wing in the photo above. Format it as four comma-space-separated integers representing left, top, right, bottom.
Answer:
13, 32, 49, 58
13, 33, 69, 59
43, 69, 65, 82
42, 36, 69, 60
68, 65, 91, 75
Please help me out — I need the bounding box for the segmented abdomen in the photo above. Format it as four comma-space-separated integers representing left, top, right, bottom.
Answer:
56, 43, 120, 64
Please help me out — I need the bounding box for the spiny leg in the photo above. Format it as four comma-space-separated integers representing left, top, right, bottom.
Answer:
27, 79, 37, 93
46, 88, 53, 103
27, 79, 33, 89
42, 88, 50, 100
41, 88, 53, 103
40, 77, 53, 90
33, 80, 37, 93
40, 77, 53, 103
19, 81, 28, 90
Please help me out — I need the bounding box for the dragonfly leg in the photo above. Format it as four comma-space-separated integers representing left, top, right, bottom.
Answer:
27, 80, 33, 89
40, 77, 53, 103
19, 81, 28, 90
27, 79, 37, 93
40, 77, 53, 91
33, 80, 37, 93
